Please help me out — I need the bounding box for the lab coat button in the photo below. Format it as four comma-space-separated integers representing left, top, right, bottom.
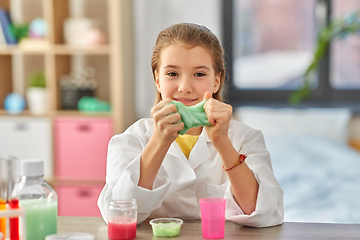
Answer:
182, 189, 192, 198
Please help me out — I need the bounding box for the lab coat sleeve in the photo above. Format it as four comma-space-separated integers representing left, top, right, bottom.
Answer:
97, 120, 171, 224
224, 127, 284, 227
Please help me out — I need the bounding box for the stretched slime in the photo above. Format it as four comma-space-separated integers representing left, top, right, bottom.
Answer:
170, 99, 212, 135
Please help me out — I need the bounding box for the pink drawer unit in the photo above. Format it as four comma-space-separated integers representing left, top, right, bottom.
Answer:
55, 117, 113, 179
57, 185, 103, 217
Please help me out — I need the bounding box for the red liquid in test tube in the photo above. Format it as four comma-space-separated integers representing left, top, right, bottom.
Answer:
9, 199, 19, 240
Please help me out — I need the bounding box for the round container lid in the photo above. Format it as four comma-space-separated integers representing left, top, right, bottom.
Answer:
20, 159, 44, 177
45, 232, 95, 240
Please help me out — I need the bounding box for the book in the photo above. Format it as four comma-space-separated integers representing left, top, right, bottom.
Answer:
0, 7, 17, 44
0, 18, 6, 45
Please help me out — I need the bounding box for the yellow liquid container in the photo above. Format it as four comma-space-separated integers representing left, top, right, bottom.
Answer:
0, 199, 6, 238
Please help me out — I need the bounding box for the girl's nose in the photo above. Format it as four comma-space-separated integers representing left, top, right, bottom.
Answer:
178, 77, 192, 93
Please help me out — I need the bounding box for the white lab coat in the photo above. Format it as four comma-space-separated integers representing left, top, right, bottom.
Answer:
98, 118, 284, 227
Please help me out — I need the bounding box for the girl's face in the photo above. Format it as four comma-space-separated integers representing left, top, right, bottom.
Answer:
155, 43, 221, 106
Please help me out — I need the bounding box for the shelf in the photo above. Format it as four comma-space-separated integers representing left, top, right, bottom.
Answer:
55, 110, 112, 117
0, 45, 18, 55
0, 44, 111, 55
0, 0, 135, 135
0, 0, 135, 218
0, 0, 134, 139
53, 45, 111, 55
0, 109, 112, 118
0, 110, 34, 116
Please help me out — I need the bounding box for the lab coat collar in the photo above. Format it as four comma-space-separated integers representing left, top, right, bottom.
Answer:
187, 129, 212, 170
144, 122, 187, 160
144, 123, 212, 170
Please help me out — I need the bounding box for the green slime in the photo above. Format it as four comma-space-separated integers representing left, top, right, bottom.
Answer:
152, 222, 181, 237
169, 99, 212, 135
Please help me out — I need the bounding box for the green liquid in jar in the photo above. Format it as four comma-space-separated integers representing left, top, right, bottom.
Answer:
20, 199, 57, 240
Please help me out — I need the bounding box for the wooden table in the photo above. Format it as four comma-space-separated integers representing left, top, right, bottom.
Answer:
58, 216, 360, 240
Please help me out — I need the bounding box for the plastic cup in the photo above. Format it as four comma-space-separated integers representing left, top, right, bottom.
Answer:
200, 198, 226, 239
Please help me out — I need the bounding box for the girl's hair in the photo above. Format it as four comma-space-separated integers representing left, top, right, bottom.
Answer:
151, 23, 226, 104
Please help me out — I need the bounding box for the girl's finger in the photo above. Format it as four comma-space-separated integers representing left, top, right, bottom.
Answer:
203, 91, 212, 101
166, 112, 182, 124
152, 99, 176, 117
152, 98, 172, 112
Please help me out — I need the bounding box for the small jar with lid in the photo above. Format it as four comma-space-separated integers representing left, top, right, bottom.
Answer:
107, 199, 137, 240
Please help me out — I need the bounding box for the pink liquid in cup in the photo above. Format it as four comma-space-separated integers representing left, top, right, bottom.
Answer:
108, 218, 137, 240
200, 198, 226, 239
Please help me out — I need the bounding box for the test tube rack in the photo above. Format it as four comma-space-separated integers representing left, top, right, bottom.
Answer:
0, 205, 26, 240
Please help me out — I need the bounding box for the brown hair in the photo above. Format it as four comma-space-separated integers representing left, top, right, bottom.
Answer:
151, 23, 226, 104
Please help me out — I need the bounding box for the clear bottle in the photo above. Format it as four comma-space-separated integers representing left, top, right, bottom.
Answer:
12, 159, 57, 240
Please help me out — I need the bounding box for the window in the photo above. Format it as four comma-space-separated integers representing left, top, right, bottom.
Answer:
223, 0, 360, 109
331, 0, 360, 90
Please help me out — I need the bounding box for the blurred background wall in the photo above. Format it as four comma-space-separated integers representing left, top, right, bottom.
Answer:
133, 0, 222, 118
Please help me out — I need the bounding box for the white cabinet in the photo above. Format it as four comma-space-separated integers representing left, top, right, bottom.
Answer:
0, 116, 53, 180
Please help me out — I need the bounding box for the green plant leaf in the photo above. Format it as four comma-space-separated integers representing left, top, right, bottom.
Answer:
290, 11, 360, 105
10, 24, 29, 41
289, 84, 312, 105
29, 72, 46, 88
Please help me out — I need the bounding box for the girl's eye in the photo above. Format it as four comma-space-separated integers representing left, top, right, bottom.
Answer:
167, 72, 178, 77
195, 72, 206, 77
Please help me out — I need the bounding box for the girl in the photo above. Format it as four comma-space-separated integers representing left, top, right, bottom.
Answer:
98, 23, 283, 227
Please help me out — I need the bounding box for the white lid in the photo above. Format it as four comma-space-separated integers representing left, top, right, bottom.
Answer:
45, 232, 95, 240
20, 159, 44, 177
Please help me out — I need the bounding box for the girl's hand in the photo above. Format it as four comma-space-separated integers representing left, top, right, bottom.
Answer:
203, 92, 233, 145
151, 98, 184, 145
140, 99, 183, 190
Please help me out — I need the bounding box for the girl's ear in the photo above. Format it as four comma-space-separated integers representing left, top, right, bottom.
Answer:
213, 73, 221, 94
155, 71, 161, 92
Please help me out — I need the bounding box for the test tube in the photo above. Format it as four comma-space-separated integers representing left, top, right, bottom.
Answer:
0, 157, 7, 237
0, 157, 5, 199
1, 157, 7, 202
9, 199, 19, 240
0, 199, 5, 238
0, 156, 19, 202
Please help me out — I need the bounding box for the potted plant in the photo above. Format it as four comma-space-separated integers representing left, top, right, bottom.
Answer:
289, 11, 360, 105
26, 71, 47, 115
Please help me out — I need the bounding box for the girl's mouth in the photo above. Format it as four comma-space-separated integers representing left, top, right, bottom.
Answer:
174, 98, 197, 105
